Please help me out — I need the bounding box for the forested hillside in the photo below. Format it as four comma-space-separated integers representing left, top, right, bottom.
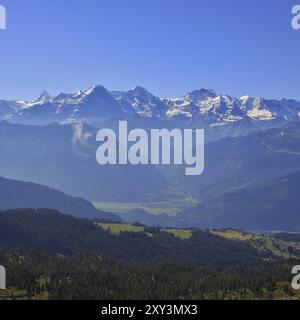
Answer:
0, 209, 263, 266
0, 209, 300, 300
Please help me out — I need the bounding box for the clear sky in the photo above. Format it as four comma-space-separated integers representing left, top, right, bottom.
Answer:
0, 0, 299, 100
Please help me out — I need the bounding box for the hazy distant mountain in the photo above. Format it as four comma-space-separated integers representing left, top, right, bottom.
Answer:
0, 121, 171, 202
172, 122, 300, 203
121, 122, 300, 229
125, 167, 300, 231
0, 176, 121, 222
179, 170, 300, 231
1, 85, 300, 139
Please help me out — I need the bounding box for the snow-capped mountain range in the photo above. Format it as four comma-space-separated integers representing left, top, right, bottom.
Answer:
1, 85, 300, 134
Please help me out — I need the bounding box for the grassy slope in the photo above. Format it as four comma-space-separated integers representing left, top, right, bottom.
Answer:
98, 223, 300, 258
212, 230, 296, 258
161, 229, 193, 239
98, 223, 145, 235
98, 223, 193, 239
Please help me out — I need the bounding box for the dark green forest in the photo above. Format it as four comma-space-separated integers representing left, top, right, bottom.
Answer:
0, 250, 299, 300
0, 209, 299, 300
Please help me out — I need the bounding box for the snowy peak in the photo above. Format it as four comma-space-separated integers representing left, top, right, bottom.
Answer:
163, 90, 300, 126
52, 86, 113, 106
117, 86, 167, 118
39, 90, 52, 99
34, 91, 53, 105
1, 85, 300, 131
84, 85, 110, 97
186, 88, 217, 101
129, 86, 154, 97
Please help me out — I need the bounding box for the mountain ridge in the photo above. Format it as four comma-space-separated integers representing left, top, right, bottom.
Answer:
0, 175, 121, 222
1, 85, 300, 140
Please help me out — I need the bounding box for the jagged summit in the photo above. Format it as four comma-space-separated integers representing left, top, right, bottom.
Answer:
130, 85, 148, 92
186, 88, 218, 100
34, 91, 53, 104
1, 85, 300, 133
85, 85, 110, 95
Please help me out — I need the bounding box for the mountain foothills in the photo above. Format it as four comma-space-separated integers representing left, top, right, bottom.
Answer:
176, 170, 300, 231
119, 169, 300, 231
0, 176, 120, 222
0, 209, 263, 265
179, 122, 300, 202
2, 85, 300, 140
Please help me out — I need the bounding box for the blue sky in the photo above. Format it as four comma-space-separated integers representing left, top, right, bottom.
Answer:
0, 0, 299, 100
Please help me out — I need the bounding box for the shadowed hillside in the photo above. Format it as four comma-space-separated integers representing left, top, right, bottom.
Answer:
0, 176, 121, 221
